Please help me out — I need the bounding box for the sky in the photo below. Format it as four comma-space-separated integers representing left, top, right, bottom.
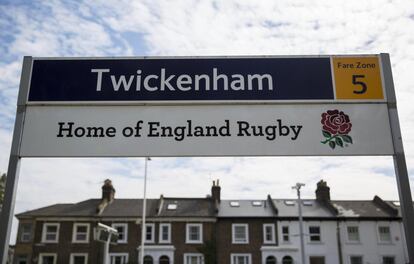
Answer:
1, 0, 414, 244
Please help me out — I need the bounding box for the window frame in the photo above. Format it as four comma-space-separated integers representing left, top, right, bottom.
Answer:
184, 253, 204, 264
281, 225, 290, 243
16, 255, 28, 264
72, 223, 90, 243
308, 225, 321, 243
159, 223, 171, 244
377, 225, 392, 243
349, 255, 363, 264
39, 253, 57, 264
41, 223, 60, 243
145, 223, 155, 243
382, 255, 395, 264
112, 223, 128, 244
232, 224, 249, 244
263, 224, 276, 244
109, 253, 129, 264
186, 223, 203, 244
231, 253, 251, 264
346, 225, 360, 243
70, 253, 88, 264
20, 223, 32, 243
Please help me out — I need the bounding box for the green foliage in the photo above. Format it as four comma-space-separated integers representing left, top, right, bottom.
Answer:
197, 239, 217, 264
0, 173, 6, 206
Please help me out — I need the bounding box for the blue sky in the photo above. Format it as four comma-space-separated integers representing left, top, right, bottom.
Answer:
1, 0, 414, 244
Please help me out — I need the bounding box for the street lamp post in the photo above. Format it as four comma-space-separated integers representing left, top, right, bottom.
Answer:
292, 183, 306, 264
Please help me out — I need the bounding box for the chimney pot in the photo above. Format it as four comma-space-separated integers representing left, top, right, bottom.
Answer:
211, 179, 221, 203
102, 179, 115, 203
315, 180, 330, 201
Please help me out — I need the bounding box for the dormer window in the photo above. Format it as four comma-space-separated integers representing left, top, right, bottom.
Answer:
252, 201, 262, 206
284, 200, 295, 206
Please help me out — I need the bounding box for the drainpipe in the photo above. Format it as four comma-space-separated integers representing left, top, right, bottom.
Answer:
336, 221, 343, 264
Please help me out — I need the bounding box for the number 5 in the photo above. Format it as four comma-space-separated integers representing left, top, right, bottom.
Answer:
352, 75, 367, 94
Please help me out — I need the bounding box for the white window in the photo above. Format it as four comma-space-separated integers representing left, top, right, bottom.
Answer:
41, 223, 59, 243
186, 223, 203, 243
282, 226, 290, 242
232, 224, 249, 244
109, 253, 128, 264
70, 253, 88, 264
20, 223, 32, 242
309, 226, 321, 242
145, 223, 155, 243
350, 256, 363, 264
382, 256, 395, 264
112, 223, 128, 243
72, 223, 90, 243
159, 223, 171, 243
231, 254, 251, 264
184, 253, 204, 264
39, 253, 57, 264
263, 224, 275, 244
347, 226, 360, 242
378, 226, 391, 242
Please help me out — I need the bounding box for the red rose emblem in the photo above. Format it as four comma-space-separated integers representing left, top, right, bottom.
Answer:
320, 110, 353, 149
321, 110, 352, 135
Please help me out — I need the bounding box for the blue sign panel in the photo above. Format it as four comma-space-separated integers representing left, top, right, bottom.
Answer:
28, 57, 334, 102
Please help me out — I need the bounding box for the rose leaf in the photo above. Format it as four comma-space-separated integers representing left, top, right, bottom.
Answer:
322, 130, 331, 138
335, 137, 344, 147
341, 135, 353, 144
329, 141, 336, 149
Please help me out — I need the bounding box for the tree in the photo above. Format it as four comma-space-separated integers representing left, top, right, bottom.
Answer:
0, 173, 6, 206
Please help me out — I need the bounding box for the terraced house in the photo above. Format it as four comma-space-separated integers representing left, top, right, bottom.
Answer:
13, 180, 410, 264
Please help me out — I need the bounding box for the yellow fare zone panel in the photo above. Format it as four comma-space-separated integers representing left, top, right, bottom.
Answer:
333, 56, 384, 100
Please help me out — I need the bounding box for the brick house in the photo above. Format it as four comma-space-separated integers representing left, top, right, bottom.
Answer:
13, 180, 409, 264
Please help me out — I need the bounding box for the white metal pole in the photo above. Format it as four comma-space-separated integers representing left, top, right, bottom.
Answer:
140, 157, 150, 264
104, 233, 111, 264
293, 183, 306, 264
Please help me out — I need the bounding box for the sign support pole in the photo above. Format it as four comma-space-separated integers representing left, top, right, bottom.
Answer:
0, 56, 32, 264
381, 53, 414, 264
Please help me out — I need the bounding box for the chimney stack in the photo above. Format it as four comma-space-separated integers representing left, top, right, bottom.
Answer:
211, 179, 221, 203
315, 180, 330, 201
102, 179, 115, 203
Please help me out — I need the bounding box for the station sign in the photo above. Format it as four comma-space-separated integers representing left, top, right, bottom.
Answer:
19, 55, 393, 157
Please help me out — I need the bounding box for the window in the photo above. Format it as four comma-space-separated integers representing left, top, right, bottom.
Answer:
230, 201, 240, 207
167, 204, 177, 210
350, 256, 363, 264
232, 224, 249, 244
72, 223, 90, 243
145, 223, 155, 243
266, 256, 277, 264
70, 253, 88, 264
263, 224, 275, 243
159, 255, 170, 264
159, 223, 171, 243
382, 256, 395, 264
39, 253, 57, 264
378, 226, 391, 242
231, 254, 251, 264
109, 253, 128, 264
309, 226, 321, 242
20, 223, 32, 242
284, 200, 295, 206
252, 201, 262, 206
186, 223, 202, 243
309, 256, 325, 264
143, 256, 153, 264
112, 223, 128, 243
347, 226, 360, 242
16, 255, 28, 264
184, 253, 204, 264
41, 223, 59, 243
282, 226, 290, 242
282, 256, 294, 264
